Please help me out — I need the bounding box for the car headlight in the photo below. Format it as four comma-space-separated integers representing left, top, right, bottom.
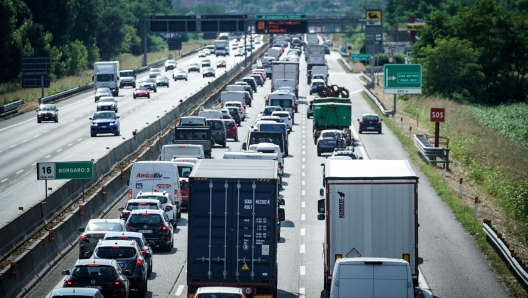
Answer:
92, 122, 97, 126
110, 121, 117, 126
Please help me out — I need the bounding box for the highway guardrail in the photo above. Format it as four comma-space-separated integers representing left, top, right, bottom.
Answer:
0, 100, 24, 118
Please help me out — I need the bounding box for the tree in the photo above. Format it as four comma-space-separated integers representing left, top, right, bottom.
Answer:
96, 9, 125, 60
190, 3, 225, 15
23, 0, 76, 47
0, 0, 23, 83
271, 2, 296, 13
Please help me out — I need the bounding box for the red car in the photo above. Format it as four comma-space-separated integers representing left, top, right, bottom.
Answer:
133, 85, 150, 99
217, 60, 227, 68
222, 119, 238, 141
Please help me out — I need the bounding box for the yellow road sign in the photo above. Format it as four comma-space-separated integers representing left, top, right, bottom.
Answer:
406, 23, 427, 31
366, 10, 382, 21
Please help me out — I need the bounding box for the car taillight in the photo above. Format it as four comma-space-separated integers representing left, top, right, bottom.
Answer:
64, 279, 77, 286
159, 225, 168, 231
114, 280, 121, 286
165, 205, 173, 211
174, 193, 178, 198
242, 100, 246, 105
81, 235, 89, 242
127, 190, 132, 199
141, 249, 146, 255
128, 225, 134, 230
136, 258, 143, 268
378, 120, 382, 124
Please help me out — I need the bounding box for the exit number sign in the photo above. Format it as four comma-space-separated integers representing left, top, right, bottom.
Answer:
430, 107, 445, 122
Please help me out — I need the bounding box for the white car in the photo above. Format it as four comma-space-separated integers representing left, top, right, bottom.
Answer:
172, 68, 188, 81
96, 97, 118, 112
164, 60, 177, 71
309, 78, 327, 95
198, 50, 207, 58
223, 101, 245, 120
134, 191, 180, 220
272, 111, 293, 131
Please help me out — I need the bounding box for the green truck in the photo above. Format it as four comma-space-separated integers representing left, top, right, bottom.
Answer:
312, 100, 352, 144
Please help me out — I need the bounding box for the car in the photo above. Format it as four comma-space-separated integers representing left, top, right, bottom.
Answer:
223, 101, 245, 120
89, 111, 120, 137
103, 232, 155, 278
252, 69, 266, 82
287, 49, 300, 56
330, 149, 364, 160
61, 259, 130, 298
324, 40, 333, 46
205, 45, 215, 55
235, 48, 245, 57
155, 75, 170, 87
77, 219, 127, 259
164, 60, 177, 72
316, 129, 341, 156
223, 119, 238, 141
202, 67, 215, 78
216, 59, 227, 68
96, 97, 118, 112
312, 74, 326, 82
234, 81, 253, 98
89, 240, 148, 296
139, 78, 157, 93
324, 45, 330, 54
259, 106, 284, 118
188, 63, 200, 72
118, 199, 164, 221
206, 118, 227, 147
309, 78, 327, 95
358, 114, 383, 134
271, 111, 293, 131
94, 87, 112, 103
173, 68, 188, 81
126, 209, 175, 252
47, 288, 104, 298
251, 74, 264, 87
225, 107, 241, 125
149, 68, 161, 78
284, 55, 300, 62
135, 190, 181, 221
257, 115, 282, 124
194, 286, 247, 298
198, 50, 207, 58
241, 77, 257, 92
133, 86, 150, 99
36, 104, 59, 123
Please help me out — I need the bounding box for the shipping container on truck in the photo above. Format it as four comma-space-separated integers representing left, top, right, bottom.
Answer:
317, 159, 419, 295
187, 159, 284, 298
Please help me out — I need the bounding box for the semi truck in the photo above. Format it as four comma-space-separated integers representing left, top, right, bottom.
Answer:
306, 45, 326, 70
215, 39, 228, 57
271, 61, 299, 97
317, 159, 419, 296
93, 61, 120, 96
187, 159, 285, 298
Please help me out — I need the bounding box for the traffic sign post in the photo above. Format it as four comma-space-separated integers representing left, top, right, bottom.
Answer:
430, 107, 446, 147
351, 54, 372, 60
383, 64, 422, 94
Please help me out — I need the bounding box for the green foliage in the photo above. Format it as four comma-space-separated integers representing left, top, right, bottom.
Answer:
272, 2, 296, 12
372, 53, 405, 66
147, 35, 168, 53
0, 0, 23, 83
121, 25, 142, 55
61, 40, 89, 76
96, 9, 125, 60
189, 3, 225, 14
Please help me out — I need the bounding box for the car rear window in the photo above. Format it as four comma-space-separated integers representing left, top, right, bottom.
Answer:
196, 294, 241, 298
321, 132, 336, 138
72, 265, 116, 278
175, 131, 209, 141
363, 115, 379, 121
86, 222, 124, 232
105, 236, 143, 247
207, 121, 224, 130
128, 214, 162, 224
270, 100, 292, 107
96, 247, 137, 258
178, 166, 193, 177
126, 202, 159, 211
136, 195, 168, 204
224, 121, 236, 128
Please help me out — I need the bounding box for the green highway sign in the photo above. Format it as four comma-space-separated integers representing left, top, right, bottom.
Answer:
256, 14, 307, 19
37, 161, 94, 180
383, 64, 422, 94
351, 53, 372, 60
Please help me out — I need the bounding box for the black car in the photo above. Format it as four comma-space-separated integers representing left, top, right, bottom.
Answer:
226, 107, 241, 125
155, 75, 170, 87
206, 118, 227, 147
139, 78, 157, 93
202, 67, 216, 78
62, 259, 130, 298
36, 104, 59, 123
241, 77, 257, 92
126, 209, 175, 252
89, 240, 148, 296
251, 74, 264, 87
103, 232, 155, 278
358, 114, 383, 134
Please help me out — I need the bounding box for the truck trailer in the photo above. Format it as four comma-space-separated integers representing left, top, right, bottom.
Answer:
317, 159, 419, 295
187, 159, 285, 298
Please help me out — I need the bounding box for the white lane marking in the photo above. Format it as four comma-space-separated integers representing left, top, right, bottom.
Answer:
302, 165, 305, 169
77, 138, 82, 141
350, 88, 364, 95
302, 139, 305, 143
302, 172, 305, 176
175, 285, 184, 296
302, 151, 305, 155
16, 170, 24, 174
57, 149, 62, 152
301, 214, 305, 220
10, 145, 16, 148
302, 190, 305, 196
302, 158, 305, 162
44, 130, 49, 133
68, 143, 73, 146
34, 135, 39, 138
300, 287, 305, 298
1, 179, 7, 183
302, 180, 305, 185
300, 228, 305, 236
45, 155, 51, 159
300, 266, 306, 275
31, 163, 36, 166
300, 244, 305, 254
22, 140, 28, 143
302, 201, 305, 208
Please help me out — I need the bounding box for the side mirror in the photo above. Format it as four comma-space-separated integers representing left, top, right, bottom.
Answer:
241, 143, 247, 150
318, 199, 325, 214
78, 227, 85, 233
380, 119, 383, 121
91, 76, 94, 81
359, 157, 364, 160
124, 270, 132, 276
116, 116, 120, 119
36, 109, 39, 112
89, 118, 93, 120
145, 253, 152, 258
56, 109, 59, 111
320, 188, 324, 196
278, 198, 285, 206
278, 208, 285, 221
169, 219, 176, 226
84, 251, 93, 258
126, 180, 130, 186
61, 270, 70, 275
118, 207, 124, 211
149, 241, 156, 246
165, 206, 172, 212
317, 214, 326, 220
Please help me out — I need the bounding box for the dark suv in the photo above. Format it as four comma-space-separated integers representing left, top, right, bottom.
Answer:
89, 240, 148, 296
358, 114, 383, 134
62, 259, 130, 298
78, 219, 127, 259
206, 118, 227, 147
126, 209, 175, 252
241, 77, 257, 92
103, 232, 155, 277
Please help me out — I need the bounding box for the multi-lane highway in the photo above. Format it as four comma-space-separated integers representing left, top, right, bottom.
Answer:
0, 44, 255, 227
19, 45, 510, 298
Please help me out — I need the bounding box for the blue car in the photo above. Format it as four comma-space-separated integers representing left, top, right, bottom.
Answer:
90, 111, 120, 137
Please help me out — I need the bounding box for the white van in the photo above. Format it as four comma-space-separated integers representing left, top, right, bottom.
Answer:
179, 116, 207, 127
171, 157, 199, 164
160, 144, 205, 161
267, 91, 295, 118
221, 91, 247, 107
311, 65, 329, 82
198, 109, 222, 120
248, 143, 284, 174
330, 258, 414, 298
128, 161, 182, 203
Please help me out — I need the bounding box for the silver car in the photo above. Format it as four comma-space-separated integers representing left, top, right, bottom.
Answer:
149, 68, 162, 78
94, 87, 112, 103
96, 97, 118, 112
173, 68, 188, 81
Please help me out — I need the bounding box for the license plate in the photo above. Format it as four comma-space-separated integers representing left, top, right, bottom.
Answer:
101, 126, 107, 128
119, 262, 126, 268
85, 286, 102, 290
367, 127, 375, 130
138, 230, 153, 233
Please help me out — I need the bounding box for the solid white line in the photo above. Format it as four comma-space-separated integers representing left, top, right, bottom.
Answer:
302, 190, 305, 196
16, 170, 24, 174
77, 138, 82, 141
44, 130, 49, 133
10, 145, 16, 148
45, 155, 51, 159
301, 214, 305, 220
300, 266, 306, 275
302, 201, 305, 208
34, 135, 39, 138
1, 179, 7, 183
300, 228, 305, 236
175, 285, 184, 296
57, 149, 62, 152
300, 244, 305, 254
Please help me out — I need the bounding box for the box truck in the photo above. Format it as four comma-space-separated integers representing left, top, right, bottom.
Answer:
93, 61, 120, 96
187, 159, 285, 298
317, 159, 419, 295
271, 61, 299, 97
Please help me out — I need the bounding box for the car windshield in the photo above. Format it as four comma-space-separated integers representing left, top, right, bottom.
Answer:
136, 195, 168, 204
144, 78, 155, 83
96, 247, 136, 258
97, 88, 110, 93
178, 166, 193, 177
105, 236, 143, 247
196, 294, 242, 298
128, 214, 162, 224
313, 82, 325, 87
126, 202, 159, 211
207, 121, 224, 130
157, 76, 168, 80
92, 112, 116, 120
86, 222, 124, 232
272, 112, 289, 118
321, 131, 337, 138
71, 265, 116, 278
225, 103, 240, 108
224, 121, 235, 128
40, 105, 56, 111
